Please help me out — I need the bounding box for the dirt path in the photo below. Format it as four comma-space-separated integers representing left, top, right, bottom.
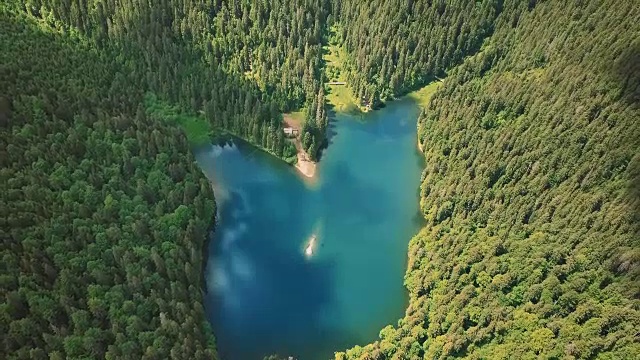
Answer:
283, 113, 318, 181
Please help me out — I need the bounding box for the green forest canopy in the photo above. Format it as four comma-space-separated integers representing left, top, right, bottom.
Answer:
2, 0, 639, 359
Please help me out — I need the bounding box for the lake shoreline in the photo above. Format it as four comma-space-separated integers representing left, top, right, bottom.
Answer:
198, 98, 426, 360
279, 80, 441, 183
283, 113, 319, 183
295, 154, 317, 180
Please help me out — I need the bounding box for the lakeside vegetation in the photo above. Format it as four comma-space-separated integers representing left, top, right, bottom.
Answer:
2, 0, 639, 359
323, 22, 444, 113
147, 94, 297, 164
144, 94, 213, 146
406, 80, 443, 109
323, 26, 362, 114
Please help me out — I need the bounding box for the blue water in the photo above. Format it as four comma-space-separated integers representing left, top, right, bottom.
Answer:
195, 99, 424, 360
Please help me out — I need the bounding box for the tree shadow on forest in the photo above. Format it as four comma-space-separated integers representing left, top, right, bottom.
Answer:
609, 43, 640, 229
626, 155, 640, 236
610, 43, 640, 106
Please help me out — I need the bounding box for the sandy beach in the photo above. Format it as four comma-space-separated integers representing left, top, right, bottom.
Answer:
295, 153, 317, 179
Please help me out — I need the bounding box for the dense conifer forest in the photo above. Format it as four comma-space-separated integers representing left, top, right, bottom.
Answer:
333, 0, 500, 107
1, 7, 218, 360
2, 0, 639, 359
14, 0, 330, 158
337, 0, 640, 358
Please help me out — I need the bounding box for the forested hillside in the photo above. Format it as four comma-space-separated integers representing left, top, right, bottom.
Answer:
337, 0, 640, 358
1, 8, 218, 360
16, 0, 330, 159
332, 0, 500, 107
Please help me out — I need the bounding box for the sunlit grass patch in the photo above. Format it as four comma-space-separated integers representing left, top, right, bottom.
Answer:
144, 93, 213, 146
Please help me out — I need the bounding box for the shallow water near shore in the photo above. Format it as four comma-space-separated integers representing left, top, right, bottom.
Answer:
194, 98, 425, 360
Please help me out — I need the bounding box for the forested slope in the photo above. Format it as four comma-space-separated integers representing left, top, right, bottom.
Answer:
16, 0, 330, 159
332, 0, 500, 107
337, 0, 640, 358
1, 7, 218, 360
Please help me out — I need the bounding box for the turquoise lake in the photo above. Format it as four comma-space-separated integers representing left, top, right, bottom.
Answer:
194, 99, 425, 360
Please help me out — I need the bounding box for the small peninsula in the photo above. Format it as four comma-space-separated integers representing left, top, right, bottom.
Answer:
283, 112, 318, 181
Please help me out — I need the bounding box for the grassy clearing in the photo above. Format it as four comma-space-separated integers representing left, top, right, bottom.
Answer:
326, 83, 361, 114
322, 23, 444, 113
144, 93, 213, 146
283, 109, 306, 128
406, 80, 443, 108
323, 40, 362, 114
323, 44, 341, 67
